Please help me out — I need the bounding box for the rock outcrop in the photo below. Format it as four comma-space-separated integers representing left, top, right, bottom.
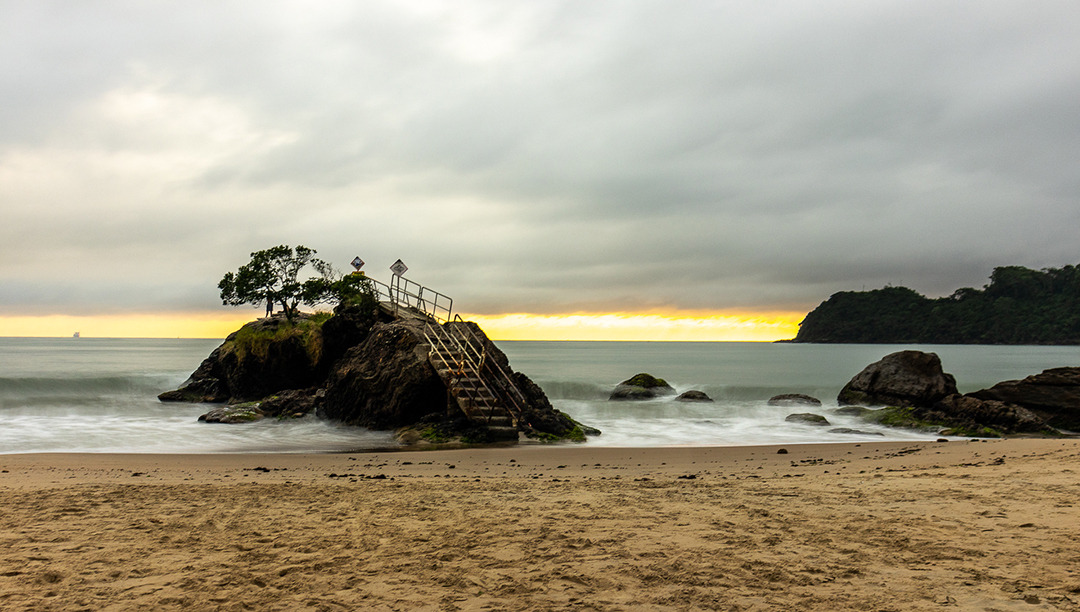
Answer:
967, 367, 1080, 432
675, 390, 713, 402
838, 351, 1072, 437
160, 314, 326, 404
609, 373, 676, 401
161, 301, 592, 443
838, 351, 957, 408
927, 394, 1051, 436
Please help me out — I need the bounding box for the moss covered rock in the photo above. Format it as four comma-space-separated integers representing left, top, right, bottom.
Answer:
609, 373, 677, 401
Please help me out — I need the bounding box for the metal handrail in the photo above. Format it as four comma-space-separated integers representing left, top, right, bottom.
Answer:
393, 276, 453, 323
363, 275, 452, 323
423, 321, 496, 424
448, 315, 529, 425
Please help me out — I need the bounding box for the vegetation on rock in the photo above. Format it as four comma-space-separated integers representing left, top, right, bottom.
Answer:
218, 245, 376, 322
794, 264, 1080, 344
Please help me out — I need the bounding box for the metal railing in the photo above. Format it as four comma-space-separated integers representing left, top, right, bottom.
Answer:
423, 321, 500, 424
445, 314, 530, 425
363, 275, 453, 323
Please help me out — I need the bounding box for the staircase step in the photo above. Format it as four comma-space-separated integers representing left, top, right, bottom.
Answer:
484, 426, 519, 441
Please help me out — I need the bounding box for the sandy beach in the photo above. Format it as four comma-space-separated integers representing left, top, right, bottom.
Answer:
1, 439, 1078, 611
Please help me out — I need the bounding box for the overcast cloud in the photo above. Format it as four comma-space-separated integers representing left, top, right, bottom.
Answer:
2, 1, 1079, 318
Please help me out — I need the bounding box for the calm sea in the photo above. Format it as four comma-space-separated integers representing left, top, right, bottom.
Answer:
1, 337, 1077, 454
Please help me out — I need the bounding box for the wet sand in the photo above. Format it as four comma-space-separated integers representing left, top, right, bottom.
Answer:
2, 439, 1079, 611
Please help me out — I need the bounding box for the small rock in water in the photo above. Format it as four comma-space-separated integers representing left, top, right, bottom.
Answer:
785, 413, 830, 426
675, 390, 713, 402
768, 393, 821, 407
609, 373, 676, 401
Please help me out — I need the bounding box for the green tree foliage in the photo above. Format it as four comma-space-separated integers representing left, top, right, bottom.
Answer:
218, 245, 370, 321
794, 264, 1080, 344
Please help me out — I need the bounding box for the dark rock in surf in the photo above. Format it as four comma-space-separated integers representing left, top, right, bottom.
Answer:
967, 367, 1080, 431
157, 345, 231, 403
838, 351, 957, 408
768, 393, 821, 407
609, 373, 676, 401
199, 404, 265, 424
924, 394, 1052, 436
675, 390, 713, 402
785, 413, 830, 426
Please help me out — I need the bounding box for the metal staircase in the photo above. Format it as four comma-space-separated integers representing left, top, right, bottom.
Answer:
357, 271, 527, 435
424, 321, 518, 436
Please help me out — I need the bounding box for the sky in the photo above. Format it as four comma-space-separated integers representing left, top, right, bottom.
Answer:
2, 1, 1079, 340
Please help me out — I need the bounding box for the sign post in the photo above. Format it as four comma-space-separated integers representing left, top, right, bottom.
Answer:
350, 256, 365, 273
389, 259, 408, 315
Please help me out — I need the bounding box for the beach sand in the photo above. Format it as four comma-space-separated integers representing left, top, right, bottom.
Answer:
2, 439, 1079, 611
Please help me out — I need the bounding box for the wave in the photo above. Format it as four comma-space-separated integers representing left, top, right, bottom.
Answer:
0, 374, 182, 400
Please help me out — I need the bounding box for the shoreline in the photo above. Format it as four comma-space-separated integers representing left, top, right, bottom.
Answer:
3, 439, 1079, 610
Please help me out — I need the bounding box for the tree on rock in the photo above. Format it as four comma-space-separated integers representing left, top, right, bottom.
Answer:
218, 245, 337, 322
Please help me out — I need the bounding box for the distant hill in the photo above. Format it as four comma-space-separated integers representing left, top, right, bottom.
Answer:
792, 265, 1080, 344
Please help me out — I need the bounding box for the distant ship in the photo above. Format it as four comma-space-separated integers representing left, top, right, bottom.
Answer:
73, 332, 80, 338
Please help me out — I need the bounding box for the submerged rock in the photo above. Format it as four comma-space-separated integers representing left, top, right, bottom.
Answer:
609, 373, 677, 401
768, 393, 821, 407
199, 404, 265, 424
675, 390, 714, 402
785, 413, 830, 426
838, 350, 957, 408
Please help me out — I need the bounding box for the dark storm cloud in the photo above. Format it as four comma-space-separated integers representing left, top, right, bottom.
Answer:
2, 1, 1079, 318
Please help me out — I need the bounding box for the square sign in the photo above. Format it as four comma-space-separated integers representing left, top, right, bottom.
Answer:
351, 256, 365, 271
390, 259, 408, 276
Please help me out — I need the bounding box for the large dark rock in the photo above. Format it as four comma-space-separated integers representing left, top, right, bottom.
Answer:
319, 320, 448, 429
967, 367, 1080, 431
675, 390, 714, 402
511, 372, 585, 439
610, 373, 676, 401
925, 394, 1051, 435
158, 314, 331, 404
318, 300, 382, 373
838, 351, 957, 408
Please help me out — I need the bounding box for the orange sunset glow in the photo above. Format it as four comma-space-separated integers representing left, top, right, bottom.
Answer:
0, 310, 804, 342
462, 312, 804, 342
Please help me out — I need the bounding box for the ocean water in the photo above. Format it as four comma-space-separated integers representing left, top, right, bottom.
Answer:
1, 337, 1077, 454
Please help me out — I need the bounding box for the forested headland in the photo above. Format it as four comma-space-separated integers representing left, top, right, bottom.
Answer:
792, 265, 1080, 344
